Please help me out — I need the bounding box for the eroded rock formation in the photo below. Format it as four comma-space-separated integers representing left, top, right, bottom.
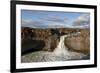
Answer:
21, 27, 90, 55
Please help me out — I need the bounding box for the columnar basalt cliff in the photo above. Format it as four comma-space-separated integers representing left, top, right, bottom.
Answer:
21, 27, 90, 55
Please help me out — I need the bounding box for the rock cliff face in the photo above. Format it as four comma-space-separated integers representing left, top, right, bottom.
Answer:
64, 29, 90, 54
21, 27, 90, 55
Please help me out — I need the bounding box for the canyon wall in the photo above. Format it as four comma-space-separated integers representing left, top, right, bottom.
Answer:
21, 27, 90, 54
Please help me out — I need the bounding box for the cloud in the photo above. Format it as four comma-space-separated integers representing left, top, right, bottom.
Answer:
22, 14, 90, 29
21, 16, 68, 28
41, 16, 67, 23
72, 14, 90, 28
22, 19, 66, 28
22, 19, 46, 28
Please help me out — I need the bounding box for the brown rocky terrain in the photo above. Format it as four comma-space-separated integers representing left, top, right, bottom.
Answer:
64, 29, 90, 54
21, 27, 90, 55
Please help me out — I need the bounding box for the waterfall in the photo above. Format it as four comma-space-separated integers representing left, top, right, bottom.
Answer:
53, 35, 68, 56
54, 32, 81, 56
53, 32, 86, 60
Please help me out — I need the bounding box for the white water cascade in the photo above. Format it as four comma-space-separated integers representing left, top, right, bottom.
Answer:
53, 35, 69, 56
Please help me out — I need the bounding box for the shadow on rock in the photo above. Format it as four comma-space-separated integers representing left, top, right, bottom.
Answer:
21, 39, 45, 56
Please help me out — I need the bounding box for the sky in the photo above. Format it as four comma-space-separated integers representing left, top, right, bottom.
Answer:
21, 10, 90, 28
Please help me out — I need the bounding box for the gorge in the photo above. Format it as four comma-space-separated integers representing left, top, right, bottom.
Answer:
21, 27, 90, 62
